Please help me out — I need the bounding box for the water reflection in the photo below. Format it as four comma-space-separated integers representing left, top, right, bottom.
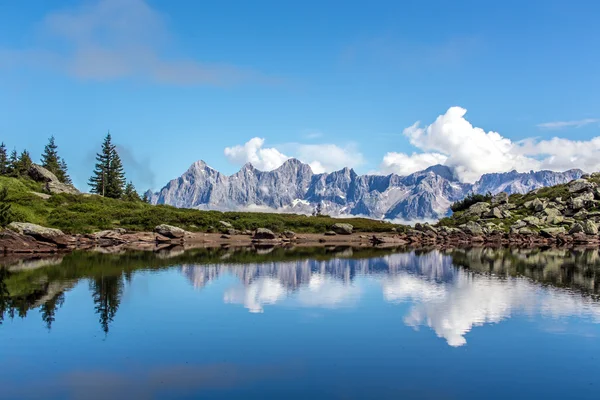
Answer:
2, 246, 600, 345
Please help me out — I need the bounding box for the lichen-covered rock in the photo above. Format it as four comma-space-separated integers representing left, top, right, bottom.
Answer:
154, 224, 186, 239
45, 181, 80, 195
465, 202, 490, 217
568, 179, 596, 193
253, 228, 277, 240
219, 221, 233, 229
324, 231, 337, 236
491, 192, 509, 205
459, 221, 484, 236
283, 230, 296, 238
582, 220, 598, 235
331, 223, 353, 235
531, 198, 546, 212
569, 223, 584, 234
540, 227, 566, 237
7, 222, 67, 246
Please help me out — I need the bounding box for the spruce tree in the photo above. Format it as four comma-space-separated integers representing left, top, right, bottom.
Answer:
41, 136, 60, 176
7, 149, 18, 176
106, 147, 125, 199
89, 133, 126, 198
0, 143, 8, 175
123, 181, 141, 202
58, 158, 72, 185
15, 150, 32, 176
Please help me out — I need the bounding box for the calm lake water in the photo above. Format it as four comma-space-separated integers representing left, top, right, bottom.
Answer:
1, 246, 600, 399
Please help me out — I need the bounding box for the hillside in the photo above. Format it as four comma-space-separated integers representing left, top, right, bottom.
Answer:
0, 175, 402, 235
436, 172, 600, 240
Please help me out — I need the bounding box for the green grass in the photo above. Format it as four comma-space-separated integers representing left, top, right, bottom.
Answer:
0, 176, 404, 234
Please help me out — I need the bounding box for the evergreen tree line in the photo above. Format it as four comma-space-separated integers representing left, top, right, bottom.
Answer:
0, 136, 71, 184
0, 133, 146, 202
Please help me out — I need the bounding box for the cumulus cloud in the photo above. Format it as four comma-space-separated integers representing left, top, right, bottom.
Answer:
381, 107, 600, 183
0, 0, 272, 86
224, 138, 289, 171
380, 152, 447, 176
224, 137, 365, 173
537, 119, 599, 130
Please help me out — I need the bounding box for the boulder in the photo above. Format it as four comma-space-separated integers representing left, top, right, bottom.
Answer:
485, 207, 504, 219
582, 220, 598, 235
459, 221, 484, 236
540, 227, 566, 238
331, 223, 353, 235
465, 202, 491, 217
569, 223, 584, 235
154, 224, 186, 239
282, 230, 296, 239
28, 164, 58, 183
45, 181, 80, 195
491, 192, 509, 206
7, 222, 67, 246
253, 228, 277, 240
0, 229, 58, 253
219, 221, 233, 229
568, 179, 596, 193
531, 198, 546, 212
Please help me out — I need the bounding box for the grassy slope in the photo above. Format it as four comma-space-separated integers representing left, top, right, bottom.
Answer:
437, 176, 600, 231
0, 176, 404, 234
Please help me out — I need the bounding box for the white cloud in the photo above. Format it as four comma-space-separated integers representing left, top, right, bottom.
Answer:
381, 107, 600, 183
224, 137, 364, 173
0, 0, 271, 86
537, 119, 599, 130
380, 152, 447, 175
224, 137, 289, 171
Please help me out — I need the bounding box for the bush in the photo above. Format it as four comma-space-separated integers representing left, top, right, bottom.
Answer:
450, 192, 492, 213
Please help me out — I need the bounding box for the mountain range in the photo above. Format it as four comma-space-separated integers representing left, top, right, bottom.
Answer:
146, 159, 583, 221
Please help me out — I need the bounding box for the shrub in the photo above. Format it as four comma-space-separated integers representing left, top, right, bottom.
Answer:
450, 192, 492, 213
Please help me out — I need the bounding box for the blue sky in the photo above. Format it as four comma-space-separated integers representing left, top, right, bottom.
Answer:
1, 0, 599, 190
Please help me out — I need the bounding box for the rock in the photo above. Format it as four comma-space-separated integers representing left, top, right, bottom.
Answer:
569, 223, 584, 235
7, 222, 67, 246
517, 227, 535, 235
459, 221, 484, 236
485, 207, 504, 219
45, 181, 80, 195
92, 229, 127, 239
568, 179, 596, 193
331, 223, 353, 235
570, 192, 594, 211
226, 228, 241, 235
531, 198, 546, 212
544, 215, 564, 225
0, 229, 58, 253
523, 216, 542, 226
28, 164, 58, 183
324, 231, 337, 236
220, 234, 231, 239
219, 221, 233, 229
491, 192, 509, 205
543, 207, 561, 217
465, 202, 491, 217
282, 230, 296, 239
154, 224, 186, 239
540, 227, 566, 237
582, 220, 598, 235
253, 228, 277, 240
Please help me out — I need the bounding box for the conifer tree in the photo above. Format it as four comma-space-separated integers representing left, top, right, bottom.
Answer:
0, 143, 8, 175
7, 149, 18, 176
89, 133, 126, 198
41, 136, 60, 175
15, 150, 32, 176
123, 181, 141, 202
58, 158, 72, 185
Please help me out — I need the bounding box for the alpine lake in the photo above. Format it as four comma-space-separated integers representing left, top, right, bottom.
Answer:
1, 244, 600, 399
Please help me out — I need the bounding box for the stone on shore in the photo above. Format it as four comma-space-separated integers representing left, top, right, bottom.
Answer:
283, 230, 296, 239
253, 228, 277, 240
331, 223, 353, 235
8, 222, 67, 246
154, 224, 186, 239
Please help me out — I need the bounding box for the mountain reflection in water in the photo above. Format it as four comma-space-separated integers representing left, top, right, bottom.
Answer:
2, 246, 600, 347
